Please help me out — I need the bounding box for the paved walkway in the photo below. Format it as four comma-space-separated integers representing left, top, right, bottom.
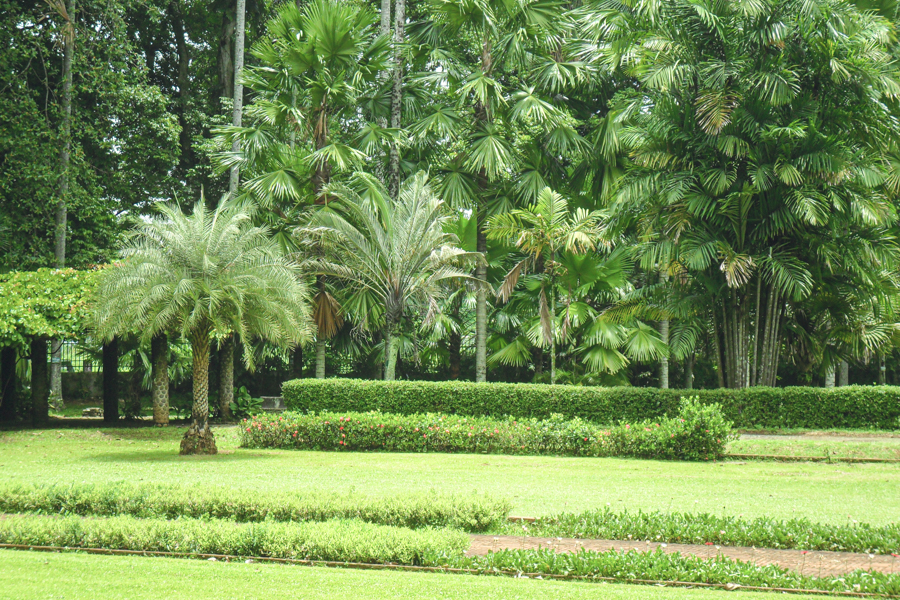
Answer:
468, 535, 900, 577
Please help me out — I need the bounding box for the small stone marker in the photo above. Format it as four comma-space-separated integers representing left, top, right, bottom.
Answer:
260, 396, 285, 413
82, 407, 103, 418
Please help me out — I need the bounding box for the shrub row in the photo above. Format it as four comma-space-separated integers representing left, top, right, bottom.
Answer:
448, 548, 900, 595
501, 508, 900, 555
282, 379, 900, 430
2, 515, 898, 594
0, 482, 508, 533
0, 514, 467, 565
239, 399, 734, 461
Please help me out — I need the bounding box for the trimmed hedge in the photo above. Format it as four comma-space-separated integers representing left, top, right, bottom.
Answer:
0, 514, 468, 565
0, 482, 509, 533
239, 399, 734, 461
501, 508, 900, 555
282, 379, 900, 430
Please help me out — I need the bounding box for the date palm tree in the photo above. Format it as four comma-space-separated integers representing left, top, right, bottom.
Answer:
298, 172, 483, 380
92, 200, 313, 454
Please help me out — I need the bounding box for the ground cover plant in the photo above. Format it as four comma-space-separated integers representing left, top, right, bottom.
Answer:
3, 427, 899, 525
239, 399, 734, 461
0, 482, 508, 532
282, 380, 900, 430
0, 550, 837, 600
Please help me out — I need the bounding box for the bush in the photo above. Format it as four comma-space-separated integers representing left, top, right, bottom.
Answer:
0, 482, 509, 533
282, 379, 900, 430
239, 398, 733, 461
0, 514, 467, 565
503, 508, 900, 555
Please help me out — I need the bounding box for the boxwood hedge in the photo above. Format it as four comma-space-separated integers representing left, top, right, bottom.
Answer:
281, 379, 900, 430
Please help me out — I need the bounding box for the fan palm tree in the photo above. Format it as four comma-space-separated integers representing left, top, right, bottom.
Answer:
486, 187, 604, 384
297, 172, 483, 380
92, 200, 313, 455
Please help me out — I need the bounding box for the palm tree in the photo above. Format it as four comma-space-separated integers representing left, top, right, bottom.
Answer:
92, 200, 313, 454
486, 187, 603, 384
297, 172, 483, 380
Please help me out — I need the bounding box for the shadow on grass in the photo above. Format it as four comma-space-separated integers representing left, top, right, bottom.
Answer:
85, 447, 285, 463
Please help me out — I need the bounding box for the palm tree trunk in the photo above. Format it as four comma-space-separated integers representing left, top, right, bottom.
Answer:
292, 345, 303, 379
878, 353, 886, 385
126, 350, 142, 419
49, 339, 64, 411
824, 364, 835, 388
0, 347, 17, 421
229, 0, 246, 196
474, 225, 488, 382
658, 318, 669, 389
684, 353, 694, 389
181, 331, 217, 455
316, 340, 326, 378
151, 335, 169, 426
839, 360, 849, 387
219, 335, 234, 421
550, 283, 557, 385
103, 339, 119, 423
387, 0, 405, 198
751, 274, 761, 385
384, 330, 399, 381
217, 6, 235, 101
711, 309, 725, 388
31, 339, 49, 427
380, 0, 390, 33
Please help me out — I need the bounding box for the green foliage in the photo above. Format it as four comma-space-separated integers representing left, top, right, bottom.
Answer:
504, 508, 900, 555
282, 379, 900, 430
0, 268, 98, 349
0, 514, 468, 566
0, 482, 509, 533
229, 386, 263, 419
239, 400, 732, 461
447, 548, 900, 595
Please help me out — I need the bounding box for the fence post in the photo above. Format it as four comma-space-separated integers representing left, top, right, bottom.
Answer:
31, 338, 49, 426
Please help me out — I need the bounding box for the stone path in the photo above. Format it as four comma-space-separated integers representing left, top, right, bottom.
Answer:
468, 535, 900, 577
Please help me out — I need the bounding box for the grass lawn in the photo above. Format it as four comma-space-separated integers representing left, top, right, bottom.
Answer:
729, 436, 900, 460
0, 550, 833, 600
2, 427, 898, 525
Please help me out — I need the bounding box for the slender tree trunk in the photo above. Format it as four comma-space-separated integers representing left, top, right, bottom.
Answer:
751, 274, 761, 385
658, 271, 669, 389
825, 364, 835, 388
532, 347, 543, 379
685, 353, 694, 390
125, 350, 142, 419
316, 340, 326, 378
172, 1, 192, 172
0, 347, 16, 421
387, 0, 405, 198
711, 310, 725, 389
839, 360, 849, 387
229, 0, 246, 196
474, 226, 488, 382
879, 353, 886, 385
217, 7, 235, 101
180, 331, 217, 455
292, 345, 303, 380
31, 339, 49, 427
49, 339, 64, 411
103, 339, 119, 423
380, 0, 391, 33
550, 282, 557, 385
384, 328, 399, 381
151, 335, 169, 426
448, 310, 461, 381
219, 335, 234, 420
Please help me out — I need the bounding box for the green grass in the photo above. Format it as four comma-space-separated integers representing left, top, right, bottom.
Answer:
0, 550, 835, 600
1, 427, 898, 526
729, 437, 900, 460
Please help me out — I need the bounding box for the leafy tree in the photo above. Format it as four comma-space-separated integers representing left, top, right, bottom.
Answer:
298, 172, 482, 380
92, 201, 313, 454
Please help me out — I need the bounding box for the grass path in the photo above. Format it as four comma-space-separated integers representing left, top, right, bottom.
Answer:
0, 550, 832, 600
2, 426, 899, 525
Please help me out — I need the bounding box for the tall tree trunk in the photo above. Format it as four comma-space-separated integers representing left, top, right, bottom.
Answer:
380, 0, 390, 33
711, 309, 725, 388
0, 347, 16, 421
532, 347, 543, 379
151, 335, 169, 426
549, 282, 557, 385
387, 0, 405, 198
824, 364, 835, 388
217, 8, 235, 102
448, 302, 461, 380
180, 331, 217, 455
684, 353, 694, 390
384, 327, 399, 381
751, 274, 761, 385
125, 349, 142, 419
50, 0, 75, 411
219, 335, 234, 420
658, 271, 669, 389
316, 340, 326, 378
229, 0, 246, 196
31, 339, 49, 427
474, 226, 488, 382
878, 353, 886, 385
291, 345, 303, 379
102, 339, 119, 423
839, 360, 849, 387
172, 1, 192, 173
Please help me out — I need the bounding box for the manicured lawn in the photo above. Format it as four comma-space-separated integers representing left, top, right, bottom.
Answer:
2, 427, 898, 525
729, 436, 900, 460
0, 550, 831, 600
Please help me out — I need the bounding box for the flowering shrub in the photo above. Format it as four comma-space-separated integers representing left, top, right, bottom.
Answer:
239, 398, 733, 461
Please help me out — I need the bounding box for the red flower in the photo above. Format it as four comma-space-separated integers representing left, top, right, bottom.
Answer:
246, 428, 251, 432
339, 426, 344, 430
584, 438, 588, 441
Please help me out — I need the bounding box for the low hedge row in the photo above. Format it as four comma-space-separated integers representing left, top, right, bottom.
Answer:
0, 514, 468, 565
282, 379, 900, 430
3, 515, 898, 594
0, 482, 509, 532
501, 508, 900, 555
239, 399, 734, 461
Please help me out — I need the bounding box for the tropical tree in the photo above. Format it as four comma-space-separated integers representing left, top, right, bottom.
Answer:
593, 0, 900, 387
92, 200, 313, 454
297, 172, 483, 380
